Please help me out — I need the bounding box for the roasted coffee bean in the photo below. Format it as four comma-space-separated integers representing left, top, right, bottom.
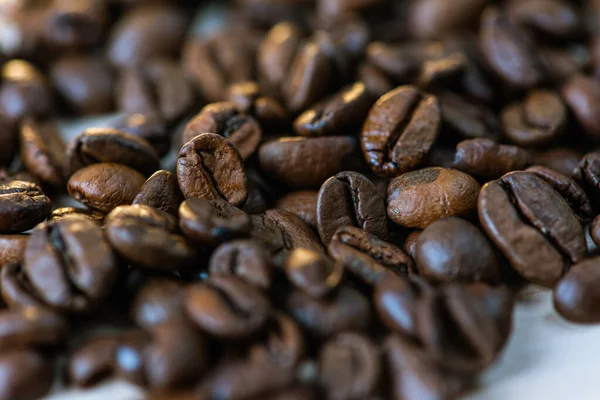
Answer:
408, 0, 487, 39
284, 248, 343, 299
526, 165, 594, 222
48, 207, 105, 226
0, 349, 54, 400
361, 85, 440, 177
357, 63, 394, 99
106, 205, 197, 270
285, 285, 370, 338
107, 4, 188, 67
131, 279, 187, 330
259, 136, 356, 190
453, 138, 531, 180
23, 215, 118, 312
209, 240, 273, 290
438, 91, 500, 140
294, 82, 372, 137
114, 330, 149, 385
562, 74, 600, 141
573, 151, 600, 205
329, 226, 412, 285
133, 170, 183, 216
416, 52, 468, 89
111, 112, 170, 157
508, 0, 582, 38
501, 90, 566, 147
387, 167, 480, 229
416, 217, 500, 283
541, 44, 590, 84
177, 133, 248, 207
226, 82, 288, 129
403, 230, 422, 262
365, 41, 440, 83
0, 263, 45, 309
554, 256, 600, 323
590, 215, 600, 249
249, 312, 304, 368
42, 0, 106, 50
317, 171, 387, 245
179, 197, 251, 246
185, 275, 270, 339
68, 163, 146, 212
0, 235, 28, 265
532, 147, 582, 176
0, 60, 53, 123
276, 191, 319, 229
479, 6, 544, 89
19, 119, 66, 187
182, 102, 262, 160
0, 306, 67, 348
50, 55, 114, 115
318, 333, 380, 400
68, 334, 121, 387
479, 171, 586, 286
0, 180, 51, 234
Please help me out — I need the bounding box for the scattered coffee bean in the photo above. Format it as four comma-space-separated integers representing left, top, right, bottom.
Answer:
133, 170, 183, 216
209, 240, 273, 290
284, 248, 343, 299
0, 180, 52, 234
19, 119, 66, 187
554, 256, 600, 323
276, 191, 319, 229
453, 138, 530, 180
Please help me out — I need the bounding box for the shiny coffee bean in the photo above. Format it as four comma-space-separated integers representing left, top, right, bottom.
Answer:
133, 170, 183, 216
573, 151, 600, 205
131, 279, 187, 330
19, 119, 66, 187
0, 349, 54, 400
276, 191, 319, 229
209, 240, 273, 290
453, 138, 530, 180
361, 85, 440, 177
0, 235, 28, 265
0, 180, 52, 234
387, 167, 480, 229
284, 248, 343, 299
68, 163, 146, 213
554, 256, 600, 323
48, 207, 105, 226
111, 112, 170, 157
561, 74, 600, 142
177, 133, 248, 207
106, 205, 197, 270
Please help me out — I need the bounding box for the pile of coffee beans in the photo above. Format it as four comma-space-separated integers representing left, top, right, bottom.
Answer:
1, 0, 600, 399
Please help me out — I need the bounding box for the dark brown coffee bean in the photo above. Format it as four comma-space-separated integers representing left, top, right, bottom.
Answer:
249, 312, 305, 368
453, 138, 531, 180
294, 82, 372, 137
111, 112, 170, 157
365, 41, 437, 82
276, 191, 319, 229
416, 52, 468, 90
179, 197, 251, 247
0, 263, 44, 309
526, 165, 594, 222
562, 74, 600, 141
479, 6, 544, 89
48, 207, 105, 226
259, 136, 356, 190
361, 85, 440, 177
114, 330, 149, 385
501, 90, 566, 147
387, 167, 480, 229
318, 333, 380, 400
554, 256, 600, 323
177, 133, 248, 207
68, 334, 121, 387
0, 235, 28, 265
23, 215, 118, 312
357, 63, 394, 99
416, 217, 500, 283
573, 151, 600, 205
403, 230, 422, 262
317, 171, 387, 245
285, 286, 370, 338
328, 226, 412, 285
541, 44, 591, 84
479, 172, 586, 286
106, 205, 197, 270
185, 275, 270, 339
532, 147, 582, 176
68, 163, 146, 212
0, 306, 68, 349
0, 180, 51, 234
590, 215, 600, 249
209, 240, 273, 290
408, 0, 487, 39
182, 102, 262, 160
508, 0, 582, 38
284, 248, 343, 299
107, 4, 188, 67
131, 279, 187, 330
42, 0, 106, 50
226, 82, 289, 128
133, 170, 183, 216
50, 55, 114, 115
438, 91, 499, 141
0, 349, 54, 400
19, 119, 66, 187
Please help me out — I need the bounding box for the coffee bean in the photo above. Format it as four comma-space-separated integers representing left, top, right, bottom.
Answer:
114, 330, 149, 385
361, 85, 440, 177
42, 0, 106, 50
508, 0, 582, 38
438, 91, 500, 141
329, 226, 412, 285
131, 279, 187, 330
0, 264, 44, 309
0, 180, 51, 234
249, 312, 305, 368
179, 197, 251, 246
554, 256, 600, 323
226, 82, 289, 128
19, 118, 66, 187
387, 167, 480, 229
185, 275, 270, 339
0, 235, 28, 265
541, 44, 591, 83
417, 52, 468, 89
209, 240, 273, 290
365, 41, 440, 83
284, 248, 343, 299
403, 230, 422, 262
23, 215, 118, 312
133, 170, 183, 216
0, 349, 54, 400
68, 334, 121, 387
532, 147, 582, 176
408, 0, 487, 39
182, 102, 262, 160
416, 217, 500, 283
479, 171, 586, 286
259, 136, 357, 190
357, 63, 394, 99
561, 74, 600, 141
573, 151, 600, 205
111, 112, 170, 157
276, 191, 319, 229
318, 333, 380, 400
294, 82, 372, 137
317, 171, 387, 245
106, 205, 197, 270
177, 133, 248, 207
453, 138, 531, 180
0, 306, 68, 349
501, 90, 566, 147
68, 163, 146, 212
48, 207, 105, 226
